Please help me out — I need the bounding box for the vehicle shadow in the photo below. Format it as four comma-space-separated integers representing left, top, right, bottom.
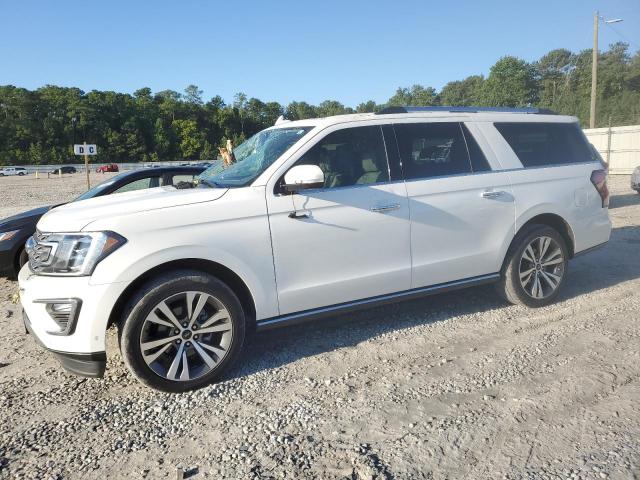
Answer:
231, 284, 505, 381
560, 224, 640, 301
228, 223, 640, 382
608, 192, 640, 209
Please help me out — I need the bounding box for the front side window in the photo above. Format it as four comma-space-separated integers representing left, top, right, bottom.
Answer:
495, 122, 597, 168
395, 122, 473, 180
200, 127, 312, 188
295, 125, 390, 189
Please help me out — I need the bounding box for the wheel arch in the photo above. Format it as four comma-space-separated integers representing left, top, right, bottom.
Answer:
107, 258, 257, 330
501, 213, 575, 276
517, 213, 575, 258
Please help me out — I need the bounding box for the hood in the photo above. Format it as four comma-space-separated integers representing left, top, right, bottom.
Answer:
0, 205, 55, 229
37, 185, 228, 232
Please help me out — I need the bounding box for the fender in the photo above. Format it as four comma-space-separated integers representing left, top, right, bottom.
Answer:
90, 244, 278, 321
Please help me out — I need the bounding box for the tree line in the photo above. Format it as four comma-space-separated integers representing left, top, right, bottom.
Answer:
0, 42, 638, 166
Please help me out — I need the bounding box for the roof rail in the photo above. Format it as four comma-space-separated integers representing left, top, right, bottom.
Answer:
375, 106, 557, 115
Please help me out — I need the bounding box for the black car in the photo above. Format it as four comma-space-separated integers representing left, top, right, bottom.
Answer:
50, 166, 77, 174
0, 166, 205, 277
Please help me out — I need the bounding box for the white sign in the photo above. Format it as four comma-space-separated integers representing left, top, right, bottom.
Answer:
74, 144, 97, 155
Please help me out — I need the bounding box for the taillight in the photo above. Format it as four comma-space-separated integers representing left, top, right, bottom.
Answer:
590, 169, 609, 208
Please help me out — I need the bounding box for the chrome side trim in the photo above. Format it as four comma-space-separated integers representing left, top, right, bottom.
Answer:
256, 273, 500, 331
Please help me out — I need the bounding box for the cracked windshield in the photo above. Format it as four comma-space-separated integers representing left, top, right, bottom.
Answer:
198, 127, 312, 187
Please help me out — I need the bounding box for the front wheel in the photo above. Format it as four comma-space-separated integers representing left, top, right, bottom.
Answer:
498, 225, 568, 307
120, 270, 246, 392
17, 247, 28, 271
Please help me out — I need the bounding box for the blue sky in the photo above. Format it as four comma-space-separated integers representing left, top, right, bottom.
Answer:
1, 0, 638, 107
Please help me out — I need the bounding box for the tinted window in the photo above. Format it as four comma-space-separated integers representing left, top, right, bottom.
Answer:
461, 124, 491, 172
113, 176, 161, 194
495, 122, 596, 167
395, 122, 471, 179
296, 126, 389, 188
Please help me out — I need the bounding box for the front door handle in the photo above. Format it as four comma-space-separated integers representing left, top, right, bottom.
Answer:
370, 203, 401, 213
481, 190, 505, 199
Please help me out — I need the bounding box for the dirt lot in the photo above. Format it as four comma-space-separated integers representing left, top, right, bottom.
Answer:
0, 175, 639, 480
0, 171, 119, 220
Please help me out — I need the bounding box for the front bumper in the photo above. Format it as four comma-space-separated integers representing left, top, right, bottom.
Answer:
22, 306, 106, 377
18, 265, 129, 377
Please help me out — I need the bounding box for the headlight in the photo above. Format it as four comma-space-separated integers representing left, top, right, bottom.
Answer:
0, 229, 20, 242
26, 231, 126, 276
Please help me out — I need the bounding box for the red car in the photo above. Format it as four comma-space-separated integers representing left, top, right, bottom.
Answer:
96, 163, 119, 173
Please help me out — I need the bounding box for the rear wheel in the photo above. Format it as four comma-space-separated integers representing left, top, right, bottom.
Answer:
120, 270, 246, 392
498, 225, 568, 307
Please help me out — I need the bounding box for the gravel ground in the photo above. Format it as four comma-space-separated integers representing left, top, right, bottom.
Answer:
0, 172, 119, 220
0, 175, 639, 480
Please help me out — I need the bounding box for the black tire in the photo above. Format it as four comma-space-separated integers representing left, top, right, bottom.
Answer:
497, 224, 569, 308
119, 270, 246, 392
12, 248, 29, 278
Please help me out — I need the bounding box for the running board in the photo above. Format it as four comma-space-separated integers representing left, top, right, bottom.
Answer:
256, 273, 500, 331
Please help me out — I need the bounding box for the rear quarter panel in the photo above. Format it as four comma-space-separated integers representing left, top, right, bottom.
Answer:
508, 162, 611, 252
476, 121, 611, 255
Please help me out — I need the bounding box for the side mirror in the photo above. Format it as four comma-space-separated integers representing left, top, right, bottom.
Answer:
283, 165, 324, 193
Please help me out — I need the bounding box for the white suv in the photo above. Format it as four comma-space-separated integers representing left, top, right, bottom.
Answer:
19, 107, 612, 392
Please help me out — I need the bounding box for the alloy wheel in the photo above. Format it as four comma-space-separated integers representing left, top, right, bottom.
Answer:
139, 291, 233, 381
518, 236, 565, 300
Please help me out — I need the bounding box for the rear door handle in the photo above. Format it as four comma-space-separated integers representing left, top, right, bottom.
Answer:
481, 190, 505, 199
370, 203, 401, 213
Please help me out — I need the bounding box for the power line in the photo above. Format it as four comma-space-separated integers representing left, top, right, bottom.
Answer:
603, 22, 639, 50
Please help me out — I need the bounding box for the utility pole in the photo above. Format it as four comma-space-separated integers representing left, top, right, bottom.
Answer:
590, 11, 599, 129
590, 13, 623, 129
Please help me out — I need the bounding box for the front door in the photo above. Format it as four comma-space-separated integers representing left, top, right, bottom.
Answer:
266, 124, 411, 315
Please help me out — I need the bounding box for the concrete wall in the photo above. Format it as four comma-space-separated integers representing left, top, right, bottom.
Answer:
584, 125, 640, 174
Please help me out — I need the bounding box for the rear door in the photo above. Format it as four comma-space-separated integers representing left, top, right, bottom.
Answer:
393, 121, 515, 288
266, 124, 411, 315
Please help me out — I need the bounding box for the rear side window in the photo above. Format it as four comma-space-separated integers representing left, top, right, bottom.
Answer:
495, 122, 595, 167
395, 122, 483, 180
295, 126, 389, 189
